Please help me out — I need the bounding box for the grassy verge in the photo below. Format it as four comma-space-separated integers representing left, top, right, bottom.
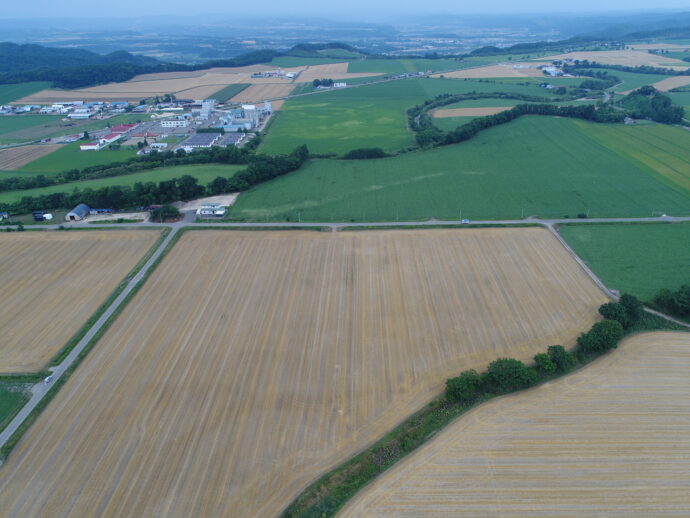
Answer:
281, 310, 683, 517
0, 227, 178, 463
0, 383, 33, 435
338, 223, 542, 231
48, 227, 170, 366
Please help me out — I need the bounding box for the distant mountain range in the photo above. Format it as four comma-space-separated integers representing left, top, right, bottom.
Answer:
0, 42, 160, 74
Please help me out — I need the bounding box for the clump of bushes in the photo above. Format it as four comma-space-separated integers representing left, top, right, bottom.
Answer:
342, 148, 389, 160
654, 285, 690, 320
445, 295, 644, 405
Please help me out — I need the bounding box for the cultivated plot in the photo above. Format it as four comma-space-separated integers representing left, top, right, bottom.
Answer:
432, 63, 546, 79
340, 331, 690, 518
559, 222, 690, 301
235, 117, 690, 222
541, 50, 690, 70
0, 230, 160, 372
230, 83, 295, 103
0, 144, 63, 170
0, 228, 607, 517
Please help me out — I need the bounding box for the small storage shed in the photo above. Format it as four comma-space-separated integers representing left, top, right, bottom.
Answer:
65, 203, 91, 222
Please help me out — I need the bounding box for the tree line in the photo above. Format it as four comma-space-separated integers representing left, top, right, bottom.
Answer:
564, 60, 690, 77
409, 93, 625, 148
0, 145, 309, 214
0, 145, 251, 194
446, 295, 644, 405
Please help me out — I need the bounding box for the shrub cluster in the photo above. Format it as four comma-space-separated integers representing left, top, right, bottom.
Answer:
445, 295, 643, 405
654, 285, 690, 319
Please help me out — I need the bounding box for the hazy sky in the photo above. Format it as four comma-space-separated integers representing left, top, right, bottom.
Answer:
7, 0, 690, 18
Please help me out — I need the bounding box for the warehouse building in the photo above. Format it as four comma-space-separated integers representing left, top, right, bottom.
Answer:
65, 203, 91, 222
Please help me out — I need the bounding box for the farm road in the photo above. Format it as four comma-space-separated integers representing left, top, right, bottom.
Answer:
2, 213, 690, 457
0, 227, 179, 459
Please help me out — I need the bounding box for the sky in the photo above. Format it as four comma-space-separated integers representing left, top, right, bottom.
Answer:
5, 1, 690, 18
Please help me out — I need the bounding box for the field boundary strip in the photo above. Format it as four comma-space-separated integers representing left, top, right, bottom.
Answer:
0, 226, 176, 463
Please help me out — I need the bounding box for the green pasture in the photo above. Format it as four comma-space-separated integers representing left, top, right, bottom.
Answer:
0, 164, 242, 204
19, 142, 138, 175
668, 91, 690, 111
269, 57, 347, 68
0, 82, 51, 104
579, 121, 690, 196
559, 222, 690, 300
0, 113, 147, 146
596, 68, 674, 91
347, 58, 463, 74
232, 116, 690, 222
210, 84, 249, 102
261, 77, 559, 155
0, 381, 31, 432
0, 115, 64, 144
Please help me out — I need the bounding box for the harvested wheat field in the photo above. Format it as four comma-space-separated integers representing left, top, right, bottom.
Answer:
296, 62, 381, 83
0, 230, 159, 372
433, 63, 546, 79
542, 50, 690, 70
432, 106, 512, 118
230, 83, 295, 103
0, 144, 62, 170
650, 75, 690, 91
13, 66, 307, 104
0, 228, 607, 518
340, 331, 690, 518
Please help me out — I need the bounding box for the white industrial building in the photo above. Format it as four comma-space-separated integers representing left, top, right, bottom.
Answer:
161, 118, 190, 128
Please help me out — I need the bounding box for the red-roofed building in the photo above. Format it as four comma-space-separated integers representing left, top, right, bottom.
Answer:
111, 123, 139, 134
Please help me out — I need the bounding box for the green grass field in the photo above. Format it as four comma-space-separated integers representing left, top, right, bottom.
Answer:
0, 115, 63, 135
0, 164, 242, 204
19, 142, 138, 175
0, 381, 31, 433
269, 57, 347, 68
232, 116, 690, 222
669, 91, 690, 112
578, 121, 690, 195
0, 82, 51, 104
595, 68, 674, 92
210, 84, 250, 102
0, 113, 148, 146
559, 222, 690, 300
261, 78, 558, 155
347, 58, 463, 74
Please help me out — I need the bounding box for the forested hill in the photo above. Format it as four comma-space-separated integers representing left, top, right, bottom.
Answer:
0, 42, 364, 89
0, 43, 159, 74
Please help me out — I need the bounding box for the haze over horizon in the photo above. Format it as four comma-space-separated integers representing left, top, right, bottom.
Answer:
7, 1, 690, 19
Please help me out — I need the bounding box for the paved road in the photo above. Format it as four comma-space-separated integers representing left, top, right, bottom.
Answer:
2, 213, 690, 459
0, 227, 179, 461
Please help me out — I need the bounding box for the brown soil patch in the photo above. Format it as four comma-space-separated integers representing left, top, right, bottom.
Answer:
0, 230, 160, 372
0, 144, 63, 170
0, 228, 606, 517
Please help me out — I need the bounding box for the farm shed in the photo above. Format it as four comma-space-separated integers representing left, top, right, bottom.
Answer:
65, 203, 91, 221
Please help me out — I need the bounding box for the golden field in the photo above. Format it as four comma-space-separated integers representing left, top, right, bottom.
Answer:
0, 230, 159, 372
229, 83, 296, 103
340, 331, 690, 518
0, 228, 606, 517
0, 144, 63, 170
432, 63, 546, 79
541, 50, 690, 70
13, 62, 381, 104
